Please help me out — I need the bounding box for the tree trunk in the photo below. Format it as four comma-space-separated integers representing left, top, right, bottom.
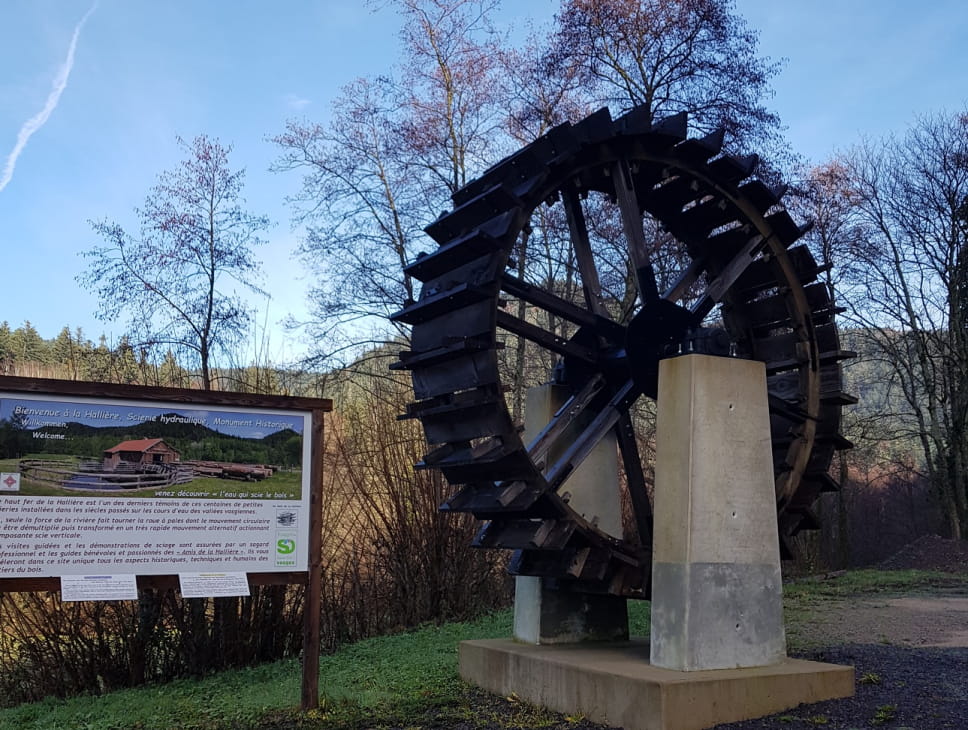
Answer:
837, 452, 850, 568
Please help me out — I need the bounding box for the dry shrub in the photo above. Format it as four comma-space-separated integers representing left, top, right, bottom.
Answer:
316, 363, 511, 650
0, 586, 303, 706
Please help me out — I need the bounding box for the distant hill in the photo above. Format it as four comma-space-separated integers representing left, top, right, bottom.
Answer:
9, 414, 303, 467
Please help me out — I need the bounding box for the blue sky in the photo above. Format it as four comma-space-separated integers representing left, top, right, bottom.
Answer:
1, 0, 965, 363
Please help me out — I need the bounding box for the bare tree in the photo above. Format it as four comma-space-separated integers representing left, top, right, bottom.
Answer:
394, 0, 506, 196
272, 77, 420, 365
80, 136, 268, 389
547, 0, 783, 159
828, 110, 968, 539
271, 0, 506, 369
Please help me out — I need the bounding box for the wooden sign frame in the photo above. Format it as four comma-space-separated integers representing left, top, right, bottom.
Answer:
0, 375, 332, 709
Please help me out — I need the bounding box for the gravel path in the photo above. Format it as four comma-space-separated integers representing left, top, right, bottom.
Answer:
792, 595, 968, 648
713, 644, 968, 729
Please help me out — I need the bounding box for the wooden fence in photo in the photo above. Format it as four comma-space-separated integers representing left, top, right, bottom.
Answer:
18, 459, 195, 490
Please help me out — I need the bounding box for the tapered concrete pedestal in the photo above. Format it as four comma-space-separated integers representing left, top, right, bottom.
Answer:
460, 640, 854, 730
650, 355, 785, 670
514, 384, 628, 644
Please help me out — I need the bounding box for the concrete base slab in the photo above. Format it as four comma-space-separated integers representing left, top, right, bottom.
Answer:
460, 639, 854, 730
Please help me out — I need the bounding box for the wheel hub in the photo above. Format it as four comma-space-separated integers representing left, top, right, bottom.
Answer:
624, 299, 699, 398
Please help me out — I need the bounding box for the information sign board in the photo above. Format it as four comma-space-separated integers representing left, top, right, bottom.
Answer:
0, 391, 312, 578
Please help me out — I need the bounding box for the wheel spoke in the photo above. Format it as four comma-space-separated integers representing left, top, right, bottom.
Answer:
563, 187, 610, 319
689, 234, 766, 319
663, 257, 704, 303
613, 160, 660, 305
495, 310, 597, 363
500, 273, 626, 343
616, 411, 654, 547
526, 374, 607, 471
545, 380, 639, 491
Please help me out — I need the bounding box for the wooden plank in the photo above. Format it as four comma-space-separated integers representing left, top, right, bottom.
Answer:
0, 375, 332, 412
301, 409, 325, 711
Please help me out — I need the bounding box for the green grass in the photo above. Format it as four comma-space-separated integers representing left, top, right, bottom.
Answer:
0, 569, 959, 730
783, 569, 968, 600
0, 609, 515, 730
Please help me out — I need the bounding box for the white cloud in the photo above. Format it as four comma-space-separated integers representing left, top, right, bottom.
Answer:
284, 93, 311, 111
0, 3, 97, 193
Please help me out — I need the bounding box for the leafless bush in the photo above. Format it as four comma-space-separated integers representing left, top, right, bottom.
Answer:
0, 586, 304, 705
316, 360, 511, 648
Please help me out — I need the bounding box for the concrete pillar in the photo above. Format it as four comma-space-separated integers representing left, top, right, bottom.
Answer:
513, 383, 628, 644
649, 354, 786, 671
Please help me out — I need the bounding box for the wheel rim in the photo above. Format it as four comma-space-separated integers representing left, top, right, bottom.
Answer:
392, 106, 853, 597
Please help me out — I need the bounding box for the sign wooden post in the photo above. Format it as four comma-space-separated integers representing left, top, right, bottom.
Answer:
301, 408, 325, 709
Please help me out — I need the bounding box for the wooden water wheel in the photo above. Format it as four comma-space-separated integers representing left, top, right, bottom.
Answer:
391, 105, 854, 598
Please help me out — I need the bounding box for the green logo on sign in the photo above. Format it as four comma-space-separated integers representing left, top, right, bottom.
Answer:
276, 539, 296, 555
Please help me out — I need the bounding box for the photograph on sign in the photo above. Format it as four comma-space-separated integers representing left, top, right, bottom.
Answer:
0, 392, 312, 578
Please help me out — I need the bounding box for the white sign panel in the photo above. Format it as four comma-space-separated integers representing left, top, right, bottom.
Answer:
0, 393, 312, 578
61, 573, 139, 602
178, 571, 251, 598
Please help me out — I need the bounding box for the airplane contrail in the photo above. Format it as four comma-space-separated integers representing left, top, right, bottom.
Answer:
0, 3, 98, 193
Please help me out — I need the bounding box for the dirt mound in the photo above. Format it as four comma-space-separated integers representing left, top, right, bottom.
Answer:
878, 534, 968, 573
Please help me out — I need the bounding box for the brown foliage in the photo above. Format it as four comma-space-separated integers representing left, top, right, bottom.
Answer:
0, 586, 303, 705
316, 361, 510, 649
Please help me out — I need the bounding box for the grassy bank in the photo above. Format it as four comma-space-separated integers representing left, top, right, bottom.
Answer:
0, 608, 521, 730
0, 570, 962, 730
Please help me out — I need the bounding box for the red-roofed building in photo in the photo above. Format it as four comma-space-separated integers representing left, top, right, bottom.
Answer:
103, 438, 180, 471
